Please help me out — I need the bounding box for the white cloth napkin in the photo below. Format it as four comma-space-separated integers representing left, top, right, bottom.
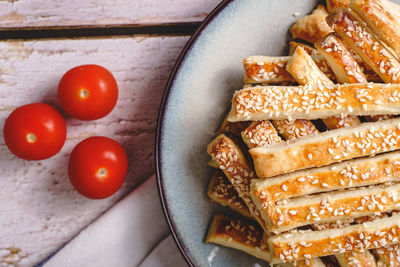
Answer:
44, 175, 187, 267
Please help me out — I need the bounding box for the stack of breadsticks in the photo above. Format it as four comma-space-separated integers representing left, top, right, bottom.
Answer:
205, 0, 400, 266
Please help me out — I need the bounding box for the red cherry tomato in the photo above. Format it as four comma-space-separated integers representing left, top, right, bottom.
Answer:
58, 65, 118, 121
3, 103, 67, 160
68, 136, 128, 199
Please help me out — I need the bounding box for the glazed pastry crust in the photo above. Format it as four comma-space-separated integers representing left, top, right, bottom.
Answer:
286, 47, 334, 86
327, 8, 400, 84
207, 134, 267, 230
315, 33, 367, 84
251, 151, 400, 206
263, 183, 400, 233
351, 0, 400, 57
268, 214, 400, 263
228, 83, 400, 122
375, 244, 400, 266
249, 118, 400, 178
290, 5, 332, 43
207, 171, 252, 218
205, 213, 270, 262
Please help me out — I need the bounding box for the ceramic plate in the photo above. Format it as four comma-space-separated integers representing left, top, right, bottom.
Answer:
156, 0, 321, 266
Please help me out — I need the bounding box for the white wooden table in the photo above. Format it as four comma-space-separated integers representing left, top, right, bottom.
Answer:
0, 1, 220, 266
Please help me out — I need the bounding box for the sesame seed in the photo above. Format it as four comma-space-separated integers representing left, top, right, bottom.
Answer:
289, 210, 297, 215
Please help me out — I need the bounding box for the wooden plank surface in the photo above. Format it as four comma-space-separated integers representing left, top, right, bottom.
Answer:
0, 35, 189, 266
0, 0, 221, 28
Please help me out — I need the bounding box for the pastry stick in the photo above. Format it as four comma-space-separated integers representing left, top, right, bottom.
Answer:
354, 208, 400, 266
327, 9, 400, 84
243, 55, 379, 84
351, 0, 400, 57
286, 46, 334, 86
207, 134, 267, 230
206, 113, 251, 168
375, 245, 400, 266
206, 213, 270, 262
241, 120, 282, 149
268, 214, 400, 263
262, 183, 400, 234
251, 151, 400, 205
335, 250, 377, 267
208, 170, 252, 218
285, 46, 360, 129
206, 214, 326, 266
289, 41, 319, 56
312, 220, 377, 267
249, 118, 400, 178
243, 56, 295, 84
290, 5, 332, 43
243, 55, 333, 84
228, 83, 400, 122
315, 33, 367, 84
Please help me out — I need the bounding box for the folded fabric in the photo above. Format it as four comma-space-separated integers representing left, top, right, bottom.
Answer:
138, 235, 187, 267
44, 175, 179, 267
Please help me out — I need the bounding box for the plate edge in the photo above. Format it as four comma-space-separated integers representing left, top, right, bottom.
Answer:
154, 0, 235, 266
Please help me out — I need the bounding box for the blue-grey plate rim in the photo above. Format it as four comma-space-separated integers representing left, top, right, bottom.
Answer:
155, 1, 233, 266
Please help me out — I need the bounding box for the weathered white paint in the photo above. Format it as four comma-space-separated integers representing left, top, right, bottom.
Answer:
0, 35, 189, 266
0, 0, 221, 27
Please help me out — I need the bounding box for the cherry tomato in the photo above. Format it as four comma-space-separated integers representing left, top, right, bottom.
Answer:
68, 136, 128, 199
3, 103, 67, 160
58, 65, 118, 121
